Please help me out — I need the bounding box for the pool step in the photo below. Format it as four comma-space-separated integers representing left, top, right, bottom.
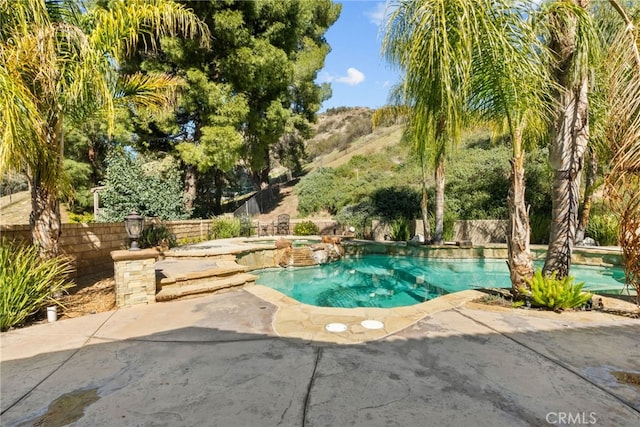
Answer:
291, 247, 317, 267
155, 259, 257, 302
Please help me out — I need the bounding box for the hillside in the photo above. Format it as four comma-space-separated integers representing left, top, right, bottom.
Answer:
258, 108, 405, 221
0, 191, 71, 226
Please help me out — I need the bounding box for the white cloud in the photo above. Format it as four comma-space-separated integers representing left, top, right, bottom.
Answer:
335, 67, 365, 86
365, 2, 387, 26
366, 2, 398, 27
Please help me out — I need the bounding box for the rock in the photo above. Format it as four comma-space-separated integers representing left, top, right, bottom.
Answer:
275, 238, 292, 249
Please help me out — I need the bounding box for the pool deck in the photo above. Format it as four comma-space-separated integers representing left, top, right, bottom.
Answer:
2, 286, 639, 426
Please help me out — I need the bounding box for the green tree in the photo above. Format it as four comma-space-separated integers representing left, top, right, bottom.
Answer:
469, 2, 552, 292
126, 0, 340, 214
383, 1, 472, 244
217, 0, 340, 187
99, 150, 189, 222
0, 0, 207, 258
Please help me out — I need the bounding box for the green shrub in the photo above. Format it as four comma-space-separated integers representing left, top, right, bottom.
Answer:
139, 224, 177, 249
521, 269, 593, 312
68, 212, 95, 224
99, 150, 190, 222
586, 213, 619, 246
0, 240, 74, 331
389, 217, 411, 241
209, 216, 241, 239
529, 212, 551, 244
178, 236, 205, 246
294, 220, 319, 236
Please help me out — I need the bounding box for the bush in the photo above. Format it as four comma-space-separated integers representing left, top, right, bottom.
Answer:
294, 221, 319, 236
586, 213, 619, 246
209, 217, 241, 239
529, 212, 551, 244
68, 212, 95, 224
139, 224, 177, 249
99, 150, 190, 222
521, 269, 593, 312
389, 217, 411, 241
0, 240, 74, 331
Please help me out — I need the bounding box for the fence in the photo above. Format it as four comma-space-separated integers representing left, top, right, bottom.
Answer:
232, 185, 282, 218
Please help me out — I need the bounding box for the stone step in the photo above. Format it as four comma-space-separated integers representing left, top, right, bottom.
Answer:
155, 259, 248, 287
156, 272, 258, 302
291, 247, 317, 267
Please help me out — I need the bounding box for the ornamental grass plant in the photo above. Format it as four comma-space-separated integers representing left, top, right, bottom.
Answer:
0, 239, 74, 331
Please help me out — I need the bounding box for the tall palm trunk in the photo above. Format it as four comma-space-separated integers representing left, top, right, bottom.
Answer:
420, 154, 431, 243
30, 180, 62, 259
576, 146, 598, 243
544, 79, 590, 278
433, 155, 445, 244
543, 0, 590, 278
30, 114, 63, 259
507, 128, 533, 293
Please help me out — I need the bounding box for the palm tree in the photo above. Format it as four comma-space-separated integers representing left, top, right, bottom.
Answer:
470, 1, 552, 292
382, 0, 476, 245
539, 0, 598, 278
382, 0, 551, 292
0, 0, 207, 258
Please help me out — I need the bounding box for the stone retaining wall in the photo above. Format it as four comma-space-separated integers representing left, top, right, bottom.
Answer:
453, 220, 509, 244
0, 219, 216, 279
0, 218, 337, 280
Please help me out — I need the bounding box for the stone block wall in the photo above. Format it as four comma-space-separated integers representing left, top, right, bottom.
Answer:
1, 222, 129, 279
454, 220, 509, 244
0, 220, 215, 280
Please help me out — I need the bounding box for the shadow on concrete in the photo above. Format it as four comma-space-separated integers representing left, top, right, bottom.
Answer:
2, 299, 639, 426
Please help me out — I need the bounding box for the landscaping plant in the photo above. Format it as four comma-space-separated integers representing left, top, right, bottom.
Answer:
209, 217, 241, 239
389, 217, 411, 241
0, 240, 74, 331
521, 269, 593, 312
139, 224, 177, 249
293, 221, 319, 236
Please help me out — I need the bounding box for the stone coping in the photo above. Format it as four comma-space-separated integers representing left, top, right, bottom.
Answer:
246, 286, 638, 345
246, 286, 486, 344
111, 248, 160, 262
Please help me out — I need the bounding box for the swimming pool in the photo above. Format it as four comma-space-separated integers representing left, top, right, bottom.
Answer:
255, 254, 627, 308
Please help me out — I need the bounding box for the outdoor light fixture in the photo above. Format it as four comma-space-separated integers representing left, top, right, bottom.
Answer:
124, 211, 144, 250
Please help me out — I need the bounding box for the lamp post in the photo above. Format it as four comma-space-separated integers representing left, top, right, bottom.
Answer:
124, 211, 144, 250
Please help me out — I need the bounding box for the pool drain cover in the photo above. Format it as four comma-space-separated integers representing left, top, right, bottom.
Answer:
325, 323, 348, 332
361, 320, 384, 330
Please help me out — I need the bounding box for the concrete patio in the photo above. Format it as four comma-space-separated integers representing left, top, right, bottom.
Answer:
1, 287, 639, 426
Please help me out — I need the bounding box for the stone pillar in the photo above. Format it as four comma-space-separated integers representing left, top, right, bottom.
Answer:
111, 248, 160, 307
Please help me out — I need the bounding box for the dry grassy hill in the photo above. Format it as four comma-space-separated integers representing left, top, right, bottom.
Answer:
0, 191, 71, 226
262, 107, 404, 220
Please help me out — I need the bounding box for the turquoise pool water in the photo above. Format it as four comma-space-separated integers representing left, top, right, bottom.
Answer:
255, 255, 627, 308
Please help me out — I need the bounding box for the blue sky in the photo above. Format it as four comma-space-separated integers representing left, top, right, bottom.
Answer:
318, 1, 400, 111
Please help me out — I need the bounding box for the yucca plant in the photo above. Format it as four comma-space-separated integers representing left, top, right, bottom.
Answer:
521, 269, 593, 312
0, 239, 74, 331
